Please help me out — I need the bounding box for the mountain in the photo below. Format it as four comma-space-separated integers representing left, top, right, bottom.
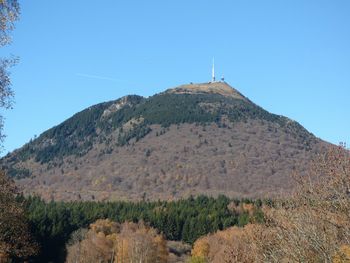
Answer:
1, 82, 328, 201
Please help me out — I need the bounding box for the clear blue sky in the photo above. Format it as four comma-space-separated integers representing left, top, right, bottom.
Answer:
0, 0, 349, 155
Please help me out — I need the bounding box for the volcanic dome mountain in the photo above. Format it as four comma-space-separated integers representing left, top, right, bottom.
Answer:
1, 82, 328, 201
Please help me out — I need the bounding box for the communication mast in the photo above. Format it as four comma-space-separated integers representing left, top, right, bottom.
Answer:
212, 58, 215, 82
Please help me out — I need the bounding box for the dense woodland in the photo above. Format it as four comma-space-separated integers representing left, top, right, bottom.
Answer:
24, 195, 263, 262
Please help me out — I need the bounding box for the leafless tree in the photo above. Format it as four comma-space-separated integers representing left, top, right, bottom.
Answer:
191, 146, 350, 263
0, 0, 19, 143
261, 146, 350, 262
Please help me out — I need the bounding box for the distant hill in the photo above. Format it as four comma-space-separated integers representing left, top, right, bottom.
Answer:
1, 82, 329, 201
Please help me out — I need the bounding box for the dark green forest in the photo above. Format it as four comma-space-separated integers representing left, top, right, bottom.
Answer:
24, 195, 264, 262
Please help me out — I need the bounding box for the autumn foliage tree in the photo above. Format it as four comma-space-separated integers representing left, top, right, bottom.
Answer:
190, 224, 264, 263
0, 171, 38, 261
66, 219, 168, 263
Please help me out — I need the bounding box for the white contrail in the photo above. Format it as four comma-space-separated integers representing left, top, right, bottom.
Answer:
76, 73, 123, 82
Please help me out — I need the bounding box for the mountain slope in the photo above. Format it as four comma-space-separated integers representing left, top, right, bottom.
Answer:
1, 82, 328, 201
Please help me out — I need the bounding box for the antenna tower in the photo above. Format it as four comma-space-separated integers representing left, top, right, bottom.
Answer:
212, 58, 215, 82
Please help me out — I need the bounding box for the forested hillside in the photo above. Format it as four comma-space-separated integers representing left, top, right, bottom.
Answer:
1, 82, 327, 201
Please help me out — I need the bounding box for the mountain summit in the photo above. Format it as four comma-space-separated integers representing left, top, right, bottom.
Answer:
164, 82, 247, 100
1, 82, 327, 201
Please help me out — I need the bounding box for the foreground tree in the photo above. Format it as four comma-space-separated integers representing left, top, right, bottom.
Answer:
260, 146, 350, 262
0, 171, 38, 261
190, 224, 265, 263
190, 146, 350, 263
66, 219, 168, 263
0, 0, 20, 45
0, 0, 18, 141
0, 1, 38, 261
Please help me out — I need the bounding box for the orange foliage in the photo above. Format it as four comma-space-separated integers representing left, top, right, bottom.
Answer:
333, 245, 350, 263
192, 238, 210, 259
66, 219, 168, 263
191, 225, 266, 263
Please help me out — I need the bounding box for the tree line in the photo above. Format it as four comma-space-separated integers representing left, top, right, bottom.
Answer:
24, 195, 263, 262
